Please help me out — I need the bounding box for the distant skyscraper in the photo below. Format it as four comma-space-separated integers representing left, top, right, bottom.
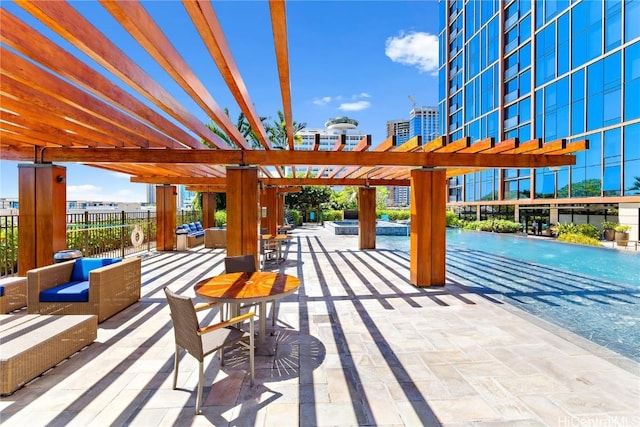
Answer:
439, 0, 640, 232
386, 120, 410, 145
385, 108, 439, 206
409, 107, 439, 143
146, 184, 155, 204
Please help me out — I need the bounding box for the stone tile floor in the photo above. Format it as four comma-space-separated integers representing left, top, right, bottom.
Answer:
1, 225, 638, 426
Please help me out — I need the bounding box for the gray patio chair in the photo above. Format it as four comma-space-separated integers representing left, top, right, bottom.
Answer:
224, 255, 278, 327
164, 287, 254, 415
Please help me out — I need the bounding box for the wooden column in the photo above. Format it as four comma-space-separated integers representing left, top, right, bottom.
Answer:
260, 186, 278, 235
410, 169, 446, 287
358, 187, 376, 250
18, 164, 67, 274
226, 167, 259, 262
156, 185, 176, 251
277, 193, 285, 227
202, 192, 217, 228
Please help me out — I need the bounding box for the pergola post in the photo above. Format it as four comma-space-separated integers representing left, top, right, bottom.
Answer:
226, 167, 259, 263
260, 186, 278, 235
202, 192, 217, 229
156, 185, 176, 251
277, 193, 285, 228
17, 164, 67, 274
410, 168, 446, 287
358, 186, 376, 250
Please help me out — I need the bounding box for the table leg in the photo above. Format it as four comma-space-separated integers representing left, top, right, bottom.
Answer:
258, 301, 267, 345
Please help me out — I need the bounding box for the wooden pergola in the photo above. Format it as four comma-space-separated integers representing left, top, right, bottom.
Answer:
0, 1, 584, 285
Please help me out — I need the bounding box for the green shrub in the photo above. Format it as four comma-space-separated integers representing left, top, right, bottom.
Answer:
556, 233, 602, 246
214, 210, 227, 227
601, 221, 618, 230
575, 223, 601, 239
288, 210, 301, 226
614, 224, 631, 233
553, 222, 602, 239
461, 219, 522, 233
376, 209, 410, 221
446, 210, 461, 227
552, 222, 578, 236
322, 210, 343, 221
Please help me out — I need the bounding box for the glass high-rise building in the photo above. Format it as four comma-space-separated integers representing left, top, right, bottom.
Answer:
439, 0, 640, 234
409, 107, 439, 143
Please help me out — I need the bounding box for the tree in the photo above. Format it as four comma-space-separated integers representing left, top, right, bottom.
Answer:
205, 108, 267, 149
330, 186, 358, 210
285, 186, 332, 221
265, 110, 307, 148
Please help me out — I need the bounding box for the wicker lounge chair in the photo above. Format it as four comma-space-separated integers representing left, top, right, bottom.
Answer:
27, 257, 141, 323
164, 287, 254, 415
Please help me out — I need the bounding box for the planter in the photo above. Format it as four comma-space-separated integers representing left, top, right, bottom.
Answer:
603, 229, 616, 241
615, 231, 629, 246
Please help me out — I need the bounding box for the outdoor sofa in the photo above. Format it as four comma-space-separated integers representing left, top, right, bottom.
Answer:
0, 276, 27, 313
176, 221, 205, 247
27, 257, 141, 323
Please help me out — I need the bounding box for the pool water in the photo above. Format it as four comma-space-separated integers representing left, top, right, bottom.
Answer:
377, 229, 640, 362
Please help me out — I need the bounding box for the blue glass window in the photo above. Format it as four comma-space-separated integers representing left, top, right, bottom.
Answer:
605, 0, 622, 51
625, 0, 640, 42
625, 41, 640, 120
520, 42, 531, 69
487, 17, 499, 64
604, 129, 621, 195
624, 123, 640, 195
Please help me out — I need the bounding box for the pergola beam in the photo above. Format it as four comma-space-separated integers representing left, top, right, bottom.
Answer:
32, 147, 577, 169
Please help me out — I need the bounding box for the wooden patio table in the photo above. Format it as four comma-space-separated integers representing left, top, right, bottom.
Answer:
194, 272, 300, 354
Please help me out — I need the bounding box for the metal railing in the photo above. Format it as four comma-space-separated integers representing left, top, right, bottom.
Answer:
0, 209, 202, 277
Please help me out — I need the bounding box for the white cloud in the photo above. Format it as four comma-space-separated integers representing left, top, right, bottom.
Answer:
67, 184, 145, 203
356, 92, 371, 98
338, 100, 371, 111
313, 96, 332, 106
385, 31, 439, 75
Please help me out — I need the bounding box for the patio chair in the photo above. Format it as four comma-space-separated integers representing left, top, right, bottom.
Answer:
164, 287, 254, 415
224, 255, 278, 326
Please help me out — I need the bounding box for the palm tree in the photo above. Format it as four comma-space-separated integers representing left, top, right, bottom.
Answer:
265, 110, 306, 149
205, 109, 267, 149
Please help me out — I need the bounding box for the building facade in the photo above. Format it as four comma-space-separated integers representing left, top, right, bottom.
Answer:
409, 107, 440, 143
297, 125, 368, 178
386, 107, 440, 206
386, 119, 411, 145
439, 0, 640, 238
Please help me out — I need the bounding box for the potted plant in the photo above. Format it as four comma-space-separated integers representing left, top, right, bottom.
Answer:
601, 221, 618, 241
614, 224, 631, 246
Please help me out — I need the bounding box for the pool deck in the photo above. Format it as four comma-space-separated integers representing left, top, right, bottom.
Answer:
1, 225, 638, 426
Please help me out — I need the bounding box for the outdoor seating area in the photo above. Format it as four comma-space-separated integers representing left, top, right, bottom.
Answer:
26, 257, 142, 323
0, 226, 637, 426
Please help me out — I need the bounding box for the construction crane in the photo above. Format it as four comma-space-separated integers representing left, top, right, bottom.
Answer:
408, 95, 417, 109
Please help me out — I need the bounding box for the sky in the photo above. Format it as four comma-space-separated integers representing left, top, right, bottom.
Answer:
0, 0, 440, 203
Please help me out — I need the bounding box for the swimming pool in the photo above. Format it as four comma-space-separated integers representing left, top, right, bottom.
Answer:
378, 229, 640, 362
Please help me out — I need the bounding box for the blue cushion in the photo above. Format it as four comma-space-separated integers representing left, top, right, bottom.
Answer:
188, 223, 197, 232
195, 222, 204, 231
0, 286, 4, 297
70, 258, 122, 282
40, 281, 89, 302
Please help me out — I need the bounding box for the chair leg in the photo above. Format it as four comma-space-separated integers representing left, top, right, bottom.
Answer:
249, 318, 255, 386
173, 344, 179, 389
196, 361, 204, 415
271, 300, 276, 327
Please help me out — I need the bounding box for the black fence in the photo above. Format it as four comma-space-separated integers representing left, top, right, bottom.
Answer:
0, 209, 201, 277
